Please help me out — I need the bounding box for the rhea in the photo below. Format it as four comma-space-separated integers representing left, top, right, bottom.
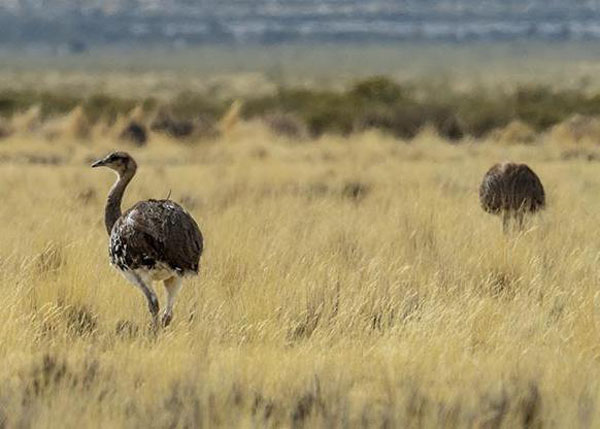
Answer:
92, 152, 203, 328
479, 162, 545, 233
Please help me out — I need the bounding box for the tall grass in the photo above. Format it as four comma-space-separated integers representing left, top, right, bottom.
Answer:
0, 125, 599, 426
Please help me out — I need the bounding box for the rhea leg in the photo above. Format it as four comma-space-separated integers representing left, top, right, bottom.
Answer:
515, 211, 525, 231
502, 211, 511, 234
125, 271, 160, 328
162, 276, 183, 327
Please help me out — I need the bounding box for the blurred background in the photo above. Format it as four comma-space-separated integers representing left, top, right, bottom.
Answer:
3, 0, 600, 144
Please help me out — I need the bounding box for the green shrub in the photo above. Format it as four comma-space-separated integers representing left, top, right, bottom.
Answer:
82, 94, 137, 123
169, 92, 226, 120
349, 76, 407, 105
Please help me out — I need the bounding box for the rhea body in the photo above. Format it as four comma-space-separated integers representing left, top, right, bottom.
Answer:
92, 152, 203, 327
479, 162, 545, 233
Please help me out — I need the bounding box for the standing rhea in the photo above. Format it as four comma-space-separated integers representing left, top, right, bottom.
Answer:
92, 152, 203, 328
479, 162, 545, 233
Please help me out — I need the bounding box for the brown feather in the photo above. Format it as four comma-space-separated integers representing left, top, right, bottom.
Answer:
479, 162, 545, 215
110, 199, 203, 275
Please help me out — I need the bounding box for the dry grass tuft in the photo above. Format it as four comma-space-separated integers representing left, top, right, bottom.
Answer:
548, 114, 600, 145
64, 304, 98, 337
41, 106, 91, 140
11, 105, 42, 133
219, 99, 242, 135
263, 112, 309, 140
34, 242, 65, 276
490, 120, 538, 145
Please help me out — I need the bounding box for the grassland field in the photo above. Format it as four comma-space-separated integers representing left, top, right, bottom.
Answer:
1, 116, 600, 427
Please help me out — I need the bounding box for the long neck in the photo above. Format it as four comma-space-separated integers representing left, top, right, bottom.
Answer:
105, 171, 134, 235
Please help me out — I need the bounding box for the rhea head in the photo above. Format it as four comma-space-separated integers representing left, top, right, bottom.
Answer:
91, 151, 137, 177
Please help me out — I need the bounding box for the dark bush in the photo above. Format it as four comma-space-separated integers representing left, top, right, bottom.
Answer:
349, 75, 406, 105
0, 117, 12, 139
355, 105, 424, 139
263, 112, 308, 139
169, 92, 225, 120
83, 94, 138, 123
246, 79, 462, 139
514, 86, 586, 130
436, 113, 464, 141
0, 90, 28, 116
119, 121, 148, 146
455, 92, 513, 137
150, 112, 195, 138
244, 88, 355, 137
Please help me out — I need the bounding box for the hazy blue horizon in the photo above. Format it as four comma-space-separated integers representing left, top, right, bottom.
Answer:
3, 0, 600, 48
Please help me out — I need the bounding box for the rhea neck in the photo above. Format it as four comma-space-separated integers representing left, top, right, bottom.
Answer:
105, 166, 136, 235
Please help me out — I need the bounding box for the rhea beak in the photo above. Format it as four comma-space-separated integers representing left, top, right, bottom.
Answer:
91, 159, 105, 168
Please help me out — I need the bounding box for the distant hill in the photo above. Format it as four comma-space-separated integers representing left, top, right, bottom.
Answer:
2, 0, 600, 47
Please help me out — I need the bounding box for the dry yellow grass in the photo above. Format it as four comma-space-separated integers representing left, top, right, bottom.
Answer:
218, 100, 243, 136
489, 120, 538, 145
0, 124, 600, 427
548, 114, 600, 146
